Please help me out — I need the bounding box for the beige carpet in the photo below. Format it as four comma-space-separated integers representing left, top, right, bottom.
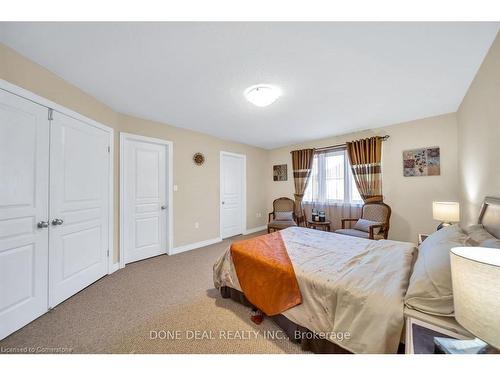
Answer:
0, 231, 306, 354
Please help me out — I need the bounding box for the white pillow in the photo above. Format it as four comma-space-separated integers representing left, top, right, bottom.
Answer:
353, 218, 382, 234
404, 224, 468, 316
274, 211, 294, 221
463, 224, 495, 245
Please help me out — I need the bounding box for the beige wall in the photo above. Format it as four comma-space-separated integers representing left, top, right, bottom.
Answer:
0, 43, 269, 262
0, 43, 118, 127
118, 114, 269, 248
267, 113, 460, 243
457, 32, 500, 226
2, 31, 499, 253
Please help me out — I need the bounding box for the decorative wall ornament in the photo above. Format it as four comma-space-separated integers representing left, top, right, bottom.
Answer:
273, 164, 288, 181
193, 152, 205, 166
403, 146, 440, 177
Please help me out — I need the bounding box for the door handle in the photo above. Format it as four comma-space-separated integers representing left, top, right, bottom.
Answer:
222, 201, 225, 205
161, 205, 167, 210
37, 221, 49, 228
51, 218, 64, 226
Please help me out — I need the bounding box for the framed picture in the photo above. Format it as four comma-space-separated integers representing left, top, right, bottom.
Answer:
273, 164, 288, 181
403, 147, 440, 177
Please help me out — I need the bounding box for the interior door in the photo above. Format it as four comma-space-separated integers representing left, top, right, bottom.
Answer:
0, 90, 49, 339
48, 111, 110, 307
122, 135, 167, 264
220, 153, 244, 239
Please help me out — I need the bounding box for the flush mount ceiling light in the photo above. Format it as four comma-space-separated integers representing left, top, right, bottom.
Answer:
244, 84, 282, 107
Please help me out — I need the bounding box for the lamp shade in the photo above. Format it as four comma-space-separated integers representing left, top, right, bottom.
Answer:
433, 201, 460, 222
450, 247, 500, 349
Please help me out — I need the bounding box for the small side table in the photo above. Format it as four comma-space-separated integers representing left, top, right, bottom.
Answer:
307, 220, 331, 232
405, 312, 473, 354
418, 233, 430, 245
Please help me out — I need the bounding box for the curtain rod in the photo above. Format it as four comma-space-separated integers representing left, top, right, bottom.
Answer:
313, 135, 390, 153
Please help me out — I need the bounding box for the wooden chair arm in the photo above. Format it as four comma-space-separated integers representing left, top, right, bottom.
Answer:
268, 212, 274, 223
368, 224, 386, 240
341, 218, 358, 229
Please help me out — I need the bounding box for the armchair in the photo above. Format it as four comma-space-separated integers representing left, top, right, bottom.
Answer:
336, 202, 391, 240
267, 197, 298, 233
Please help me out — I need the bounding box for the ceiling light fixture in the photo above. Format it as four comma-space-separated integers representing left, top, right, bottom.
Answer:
244, 84, 282, 107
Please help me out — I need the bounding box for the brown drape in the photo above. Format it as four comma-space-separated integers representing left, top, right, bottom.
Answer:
290, 148, 314, 226
346, 136, 383, 203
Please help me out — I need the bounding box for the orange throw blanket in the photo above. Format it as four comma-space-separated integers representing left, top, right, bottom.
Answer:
230, 231, 302, 316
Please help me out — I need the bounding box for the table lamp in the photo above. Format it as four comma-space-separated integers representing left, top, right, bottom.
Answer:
433, 201, 460, 230
450, 246, 500, 353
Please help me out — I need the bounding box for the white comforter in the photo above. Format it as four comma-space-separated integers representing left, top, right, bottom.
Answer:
213, 227, 416, 354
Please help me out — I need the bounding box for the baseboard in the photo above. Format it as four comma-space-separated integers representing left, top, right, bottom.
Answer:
244, 225, 267, 234
108, 262, 120, 274
170, 237, 222, 255
169, 227, 265, 256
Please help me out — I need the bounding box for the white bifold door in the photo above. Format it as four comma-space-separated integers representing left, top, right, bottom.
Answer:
0, 88, 111, 339
0, 90, 50, 340
48, 111, 110, 307
121, 133, 169, 264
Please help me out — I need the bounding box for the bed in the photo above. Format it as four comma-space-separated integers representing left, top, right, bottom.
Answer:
213, 197, 500, 354
214, 227, 416, 353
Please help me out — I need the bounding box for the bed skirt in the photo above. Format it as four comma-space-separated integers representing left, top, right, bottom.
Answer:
220, 286, 351, 354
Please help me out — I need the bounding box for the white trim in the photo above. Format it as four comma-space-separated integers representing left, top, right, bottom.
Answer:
170, 237, 222, 255
0, 79, 115, 275
244, 225, 267, 235
107, 129, 114, 274
119, 132, 174, 268
219, 151, 247, 239
108, 262, 120, 275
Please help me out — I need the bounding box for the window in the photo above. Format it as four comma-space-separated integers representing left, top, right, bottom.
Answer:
304, 148, 363, 204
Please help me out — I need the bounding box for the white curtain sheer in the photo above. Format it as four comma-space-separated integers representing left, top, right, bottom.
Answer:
303, 202, 362, 231
303, 148, 363, 231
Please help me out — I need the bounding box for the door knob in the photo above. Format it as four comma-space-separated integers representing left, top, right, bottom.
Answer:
37, 221, 49, 228
51, 218, 64, 226
161, 205, 167, 210
222, 201, 225, 205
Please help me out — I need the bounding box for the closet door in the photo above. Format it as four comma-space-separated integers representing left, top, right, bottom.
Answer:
0, 90, 49, 339
48, 111, 110, 307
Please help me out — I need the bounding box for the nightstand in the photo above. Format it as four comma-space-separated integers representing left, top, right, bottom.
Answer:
404, 308, 473, 354
418, 233, 430, 245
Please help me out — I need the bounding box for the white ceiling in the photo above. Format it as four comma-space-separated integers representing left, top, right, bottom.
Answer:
0, 22, 498, 149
